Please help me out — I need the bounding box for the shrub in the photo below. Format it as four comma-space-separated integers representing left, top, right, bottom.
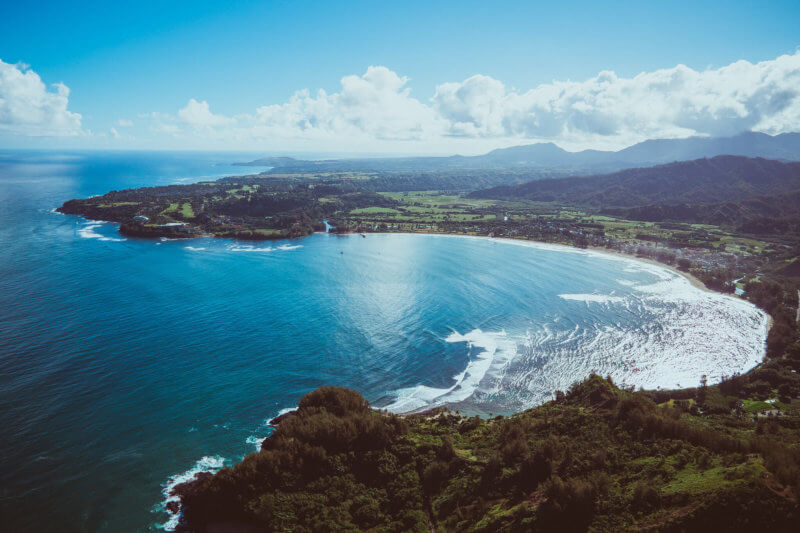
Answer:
632, 481, 661, 512
298, 386, 370, 416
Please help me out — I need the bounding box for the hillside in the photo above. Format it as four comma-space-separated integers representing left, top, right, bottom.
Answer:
603, 191, 800, 229
173, 377, 800, 532
57, 177, 397, 240
470, 156, 800, 224
237, 132, 800, 174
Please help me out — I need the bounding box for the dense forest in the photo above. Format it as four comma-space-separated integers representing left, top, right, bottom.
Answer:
174, 377, 800, 532
57, 178, 397, 240
602, 191, 800, 229
471, 156, 800, 208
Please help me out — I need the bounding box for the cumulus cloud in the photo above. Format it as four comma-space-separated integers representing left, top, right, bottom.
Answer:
178, 98, 233, 129
432, 52, 800, 149
0, 59, 84, 136
249, 66, 442, 141
148, 52, 800, 151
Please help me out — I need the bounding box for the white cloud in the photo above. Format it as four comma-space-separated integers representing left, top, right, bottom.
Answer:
249, 66, 443, 141
0, 59, 84, 136
178, 98, 233, 129
432, 52, 800, 149
145, 52, 800, 151
5, 52, 800, 150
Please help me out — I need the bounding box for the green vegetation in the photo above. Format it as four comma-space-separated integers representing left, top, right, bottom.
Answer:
56, 155, 800, 529
471, 156, 800, 228
58, 158, 800, 367
174, 378, 800, 532
58, 177, 397, 240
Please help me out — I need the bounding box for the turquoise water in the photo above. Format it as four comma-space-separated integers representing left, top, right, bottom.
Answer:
0, 152, 768, 532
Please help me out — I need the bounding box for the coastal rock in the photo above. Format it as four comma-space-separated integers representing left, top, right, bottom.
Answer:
268, 410, 297, 426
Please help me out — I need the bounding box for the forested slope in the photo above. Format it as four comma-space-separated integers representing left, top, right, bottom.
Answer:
174, 377, 800, 532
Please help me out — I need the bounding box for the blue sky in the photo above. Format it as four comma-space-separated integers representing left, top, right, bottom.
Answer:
1, 0, 799, 153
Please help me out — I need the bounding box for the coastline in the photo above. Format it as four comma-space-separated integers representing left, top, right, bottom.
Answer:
589, 243, 774, 339
359, 231, 773, 369
63, 211, 773, 374
66, 209, 773, 361
63, 210, 773, 352
156, 230, 774, 530
365, 231, 755, 296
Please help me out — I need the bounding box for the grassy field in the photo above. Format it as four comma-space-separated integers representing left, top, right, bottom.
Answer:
97, 201, 140, 207
349, 206, 402, 215
343, 191, 775, 257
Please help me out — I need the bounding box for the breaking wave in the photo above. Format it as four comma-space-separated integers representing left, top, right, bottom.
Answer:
156, 455, 226, 531
228, 243, 303, 253
157, 406, 299, 530
384, 243, 768, 415
76, 222, 126, 242
559, 293, 624, 304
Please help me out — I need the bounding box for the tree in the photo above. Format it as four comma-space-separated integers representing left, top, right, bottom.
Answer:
697, 374, 708, 404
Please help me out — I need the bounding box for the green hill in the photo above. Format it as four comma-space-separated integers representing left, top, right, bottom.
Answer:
173, 376, 800, 532
470, 156, 800, 209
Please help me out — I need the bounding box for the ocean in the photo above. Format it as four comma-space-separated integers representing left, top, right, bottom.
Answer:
0, 151, 768, 532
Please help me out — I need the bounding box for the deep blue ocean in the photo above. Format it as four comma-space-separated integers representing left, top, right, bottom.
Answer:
0, 151, 768, 532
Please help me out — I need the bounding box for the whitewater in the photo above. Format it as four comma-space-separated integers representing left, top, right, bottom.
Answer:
378, 236, 768, 415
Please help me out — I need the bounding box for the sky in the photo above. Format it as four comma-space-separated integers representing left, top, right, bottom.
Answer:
1, 0, 799, 155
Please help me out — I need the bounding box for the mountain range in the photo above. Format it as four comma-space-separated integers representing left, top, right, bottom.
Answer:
238, 132, 800, 173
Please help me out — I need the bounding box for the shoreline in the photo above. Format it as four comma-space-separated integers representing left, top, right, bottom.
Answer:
363, 231, 754, 296
64, 209, 774, 353
358, 230, 774, 376
55, 211, 745, 299
156, 229, 774, 529
588, 243, 773, 339
64, 212, 773, 372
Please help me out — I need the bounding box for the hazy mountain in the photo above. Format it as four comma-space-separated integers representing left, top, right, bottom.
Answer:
469, 155, 800, 209
238, 132, 800, 173
612, 132, 800, 165
464, 131, 800, 168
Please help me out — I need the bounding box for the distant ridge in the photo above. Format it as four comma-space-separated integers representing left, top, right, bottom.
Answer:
470, 155, 800, 206
469, 155, 800, 226
238, 132, 800, 173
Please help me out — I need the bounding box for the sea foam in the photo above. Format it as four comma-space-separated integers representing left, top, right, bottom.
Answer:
559, 293, 624, 304
383, 329, 517, 413
77, 222, 126, 242
244, 407, 298, 451
384, 238, 769, 414
228, 244, 302, 253
157, 455, 226, 531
